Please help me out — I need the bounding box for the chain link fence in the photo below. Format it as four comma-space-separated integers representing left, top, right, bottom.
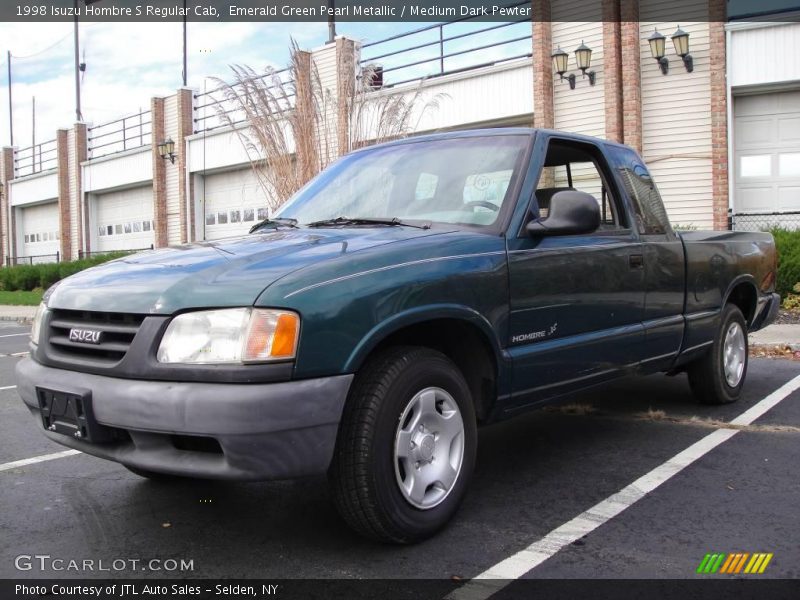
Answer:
731, 212, 800, 232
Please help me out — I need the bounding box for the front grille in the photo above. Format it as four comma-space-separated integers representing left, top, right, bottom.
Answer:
47, 309, 145, 365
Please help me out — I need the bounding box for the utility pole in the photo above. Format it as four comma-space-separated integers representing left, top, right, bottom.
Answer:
327, 0, 336, 43
73, 0, 82, 122
6, 50, 12, 147
182, 0, 188, 86
32, 96, 35, 169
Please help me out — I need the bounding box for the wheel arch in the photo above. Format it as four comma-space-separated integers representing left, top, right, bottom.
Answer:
723, 276, 759, 327
344, 306, 504, 422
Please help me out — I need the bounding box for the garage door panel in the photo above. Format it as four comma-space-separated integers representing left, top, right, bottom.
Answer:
778, 187, 800, 211
734, 90, 800, 215
735, 117, 775, 145
204, 168, 268, 241
736, 186, 775, 212
95, 186, 155, 252
778, 117, 800, 142
21, 201, 60, 259
777, 91, 800, 113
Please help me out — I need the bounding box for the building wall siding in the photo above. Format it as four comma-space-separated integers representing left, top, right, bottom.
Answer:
551, 2, 606, 139
640, 0, 713, 228
164, 94, 181, 245
729, 23, 800, 89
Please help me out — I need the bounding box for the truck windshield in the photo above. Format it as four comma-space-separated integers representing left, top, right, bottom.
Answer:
276, 136, 528, 229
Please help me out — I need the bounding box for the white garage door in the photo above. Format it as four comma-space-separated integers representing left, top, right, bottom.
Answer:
21, 201, 60, 262
203, 168, 269, 241
734, 90, 800, 216
95, 186, 155, 252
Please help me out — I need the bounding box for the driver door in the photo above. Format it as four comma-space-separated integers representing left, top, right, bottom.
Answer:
506, 136, 646, 409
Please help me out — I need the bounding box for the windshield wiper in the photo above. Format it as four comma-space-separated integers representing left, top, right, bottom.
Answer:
305, 216, 431, 230
249, 217, 299, 233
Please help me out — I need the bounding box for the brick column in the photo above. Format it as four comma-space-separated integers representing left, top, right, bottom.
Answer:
620, 0, 642, 153
709, 0, 729, 230
0, 147, 14, 264
176, 88, 194, 243
293, 49, 318, 183
336, 37, 357, 155
73, 123, 88, 256
531, 0, 554, 130
603, 1, 623, 142
151, 97, 168, 248
56, 129, 72, 260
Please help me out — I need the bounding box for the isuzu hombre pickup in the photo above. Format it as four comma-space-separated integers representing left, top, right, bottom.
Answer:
17, 129, 779, 543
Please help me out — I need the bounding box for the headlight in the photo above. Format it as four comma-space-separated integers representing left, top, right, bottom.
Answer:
157, 308, 300, 364
31, 303, 47, 345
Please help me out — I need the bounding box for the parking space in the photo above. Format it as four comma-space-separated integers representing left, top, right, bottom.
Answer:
1, 320, 798, 584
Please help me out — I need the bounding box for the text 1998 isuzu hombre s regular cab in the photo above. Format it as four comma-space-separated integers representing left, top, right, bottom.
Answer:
17, 129, 779, 543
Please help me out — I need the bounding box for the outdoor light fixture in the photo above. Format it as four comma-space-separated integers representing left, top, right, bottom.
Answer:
648, 27, 693, 75
671, 26, 693, 72
551, 42, 595, 90
157, 138, 176, 164
648, 29, 669, 74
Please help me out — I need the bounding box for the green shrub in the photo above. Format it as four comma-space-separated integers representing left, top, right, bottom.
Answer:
771, 228, 800, 299
0, 251, 132, 293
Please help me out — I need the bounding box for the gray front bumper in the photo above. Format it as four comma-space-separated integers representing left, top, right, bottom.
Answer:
15, 358, 353, 481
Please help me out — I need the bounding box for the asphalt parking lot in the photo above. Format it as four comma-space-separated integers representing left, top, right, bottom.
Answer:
1, 319, 799, 585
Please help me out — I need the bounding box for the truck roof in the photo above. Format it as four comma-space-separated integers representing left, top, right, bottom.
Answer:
355, 127, 634, 154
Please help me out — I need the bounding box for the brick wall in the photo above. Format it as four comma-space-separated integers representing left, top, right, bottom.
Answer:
0, 147, 14, 263
531, 0, 554, 130
603, 1, 623, 142
620, 0, 642, 153
56, 130, 71, 260
151, 97, 168, 247
709, 0, 729, 230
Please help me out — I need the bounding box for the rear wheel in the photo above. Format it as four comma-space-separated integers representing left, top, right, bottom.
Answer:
688, 303, 748, 405
329, 346, 477, 543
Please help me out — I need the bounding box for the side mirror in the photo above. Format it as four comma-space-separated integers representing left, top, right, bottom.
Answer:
527, 190, 601, 237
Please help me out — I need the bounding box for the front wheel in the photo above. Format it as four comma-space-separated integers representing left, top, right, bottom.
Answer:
329, 346, 477, 543
688, 303, 748, 405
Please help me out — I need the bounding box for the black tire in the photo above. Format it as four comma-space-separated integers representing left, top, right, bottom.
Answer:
124, 465, 183, 482
688, 303, 748, 405
329, 346, 477, 544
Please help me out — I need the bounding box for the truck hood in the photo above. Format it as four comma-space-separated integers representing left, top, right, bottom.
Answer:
47, 228, 448, 314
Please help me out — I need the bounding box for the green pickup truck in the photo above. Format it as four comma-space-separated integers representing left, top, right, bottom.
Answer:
17, 129, 779, 543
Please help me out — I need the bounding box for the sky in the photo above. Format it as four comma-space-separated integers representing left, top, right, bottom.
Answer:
0, 19, 533, 156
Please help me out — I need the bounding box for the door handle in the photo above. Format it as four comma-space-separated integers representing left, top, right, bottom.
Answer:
629, 254, 644, 269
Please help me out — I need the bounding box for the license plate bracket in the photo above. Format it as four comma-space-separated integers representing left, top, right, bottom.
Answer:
36, 387, 117, 444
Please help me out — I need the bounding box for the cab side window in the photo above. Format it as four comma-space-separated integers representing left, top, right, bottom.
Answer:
535, 139, 627, 230
608, 145, 671, 235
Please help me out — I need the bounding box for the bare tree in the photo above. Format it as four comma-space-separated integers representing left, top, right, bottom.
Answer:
212, 40, 444, 212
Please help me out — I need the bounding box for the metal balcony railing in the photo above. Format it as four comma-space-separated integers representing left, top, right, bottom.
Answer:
14, 139, 57, 177
359, 1, 533, 89
88, 110, 152, 159
193, 67, 295, 134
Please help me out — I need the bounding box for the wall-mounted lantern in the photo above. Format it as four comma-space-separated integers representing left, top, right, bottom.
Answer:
157, 138, 176, 164
671, 26, 693, 73
552, 41, 596, 90
648, 27, 693, 75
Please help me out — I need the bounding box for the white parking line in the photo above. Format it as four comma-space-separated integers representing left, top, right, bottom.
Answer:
0, 385, 16, 391
0, 333, 29, 338
0, 450, 81, 473
449, 373, 800, 600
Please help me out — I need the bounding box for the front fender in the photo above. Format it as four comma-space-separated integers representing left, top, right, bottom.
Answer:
343, 304, 505, 373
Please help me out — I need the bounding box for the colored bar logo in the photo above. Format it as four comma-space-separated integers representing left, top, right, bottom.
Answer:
696, 552, 773, 574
